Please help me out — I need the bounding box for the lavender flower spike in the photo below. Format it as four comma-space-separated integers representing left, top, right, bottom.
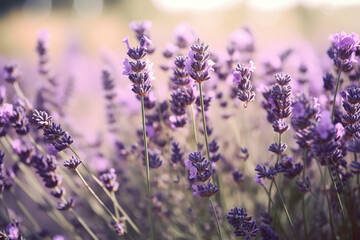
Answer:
122, 36, 154, 96
233, 60, 256, 107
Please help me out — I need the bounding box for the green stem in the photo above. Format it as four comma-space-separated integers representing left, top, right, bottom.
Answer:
210, 198, 223, 240
66, 205, 99, 240
12, 192, 41, 232
198, 82, 223, 239
0, 195, 11, 222
112, 192, 120, 219
273, 179, 295, 235
190, 104, 199, 151
316, 160, 336, 240
198, 82, 211, 164
69, 147, 141, 235
268, 134, 282, 214
325, 161, 346, 222
302, 149, 308, 239
141, 96, 154, 240
75, 168, 117, 221
331, 71, 342, 123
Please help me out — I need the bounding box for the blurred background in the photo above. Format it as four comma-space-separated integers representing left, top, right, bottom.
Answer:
0, 0, 360, 138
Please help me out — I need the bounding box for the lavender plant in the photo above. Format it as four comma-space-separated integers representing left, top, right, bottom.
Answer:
0, 21, 360, 240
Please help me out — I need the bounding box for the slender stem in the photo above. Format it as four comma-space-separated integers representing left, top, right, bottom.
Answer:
0, 195, 11, 222
262, 185, 274, 205
316, 160, 336, 240
68, 208, 99, 240
331, 71, 342, 123
325, 161, 346, 221
190, 104, 199, 151
75, 168, 117, 221
210, 198, 223, 240
198, 82, 211, 164
141, 96, 154, 240
354, 152, 360, 204
198, 82, 223, 239
302, 149, 308, 239
273, 179, 295, 235
112, 192, 120, 219
268, 134, 282, 214
12, 192, 41, 232
69, 147, 142, 235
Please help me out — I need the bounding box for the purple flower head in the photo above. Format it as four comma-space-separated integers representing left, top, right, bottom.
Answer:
227, 207, 257, 239
63, 156, 82, 170
278, 155, 303, 179
254, 175, 264, 186
0, 85, 6, 105
260, 225, 279, 240
323, 73, 335, 91
99, 168, 119, 192
111, 219, 125, 236
228, 27, 254, 52
315, 110, 333, 139
192, 182, 219, 197
268, 143, 287, 155
37, 29, 50, 55
255, 164, 279, 180
122, 36, 154, 97
329, 31, 359, 72
296, 176, 311, 192
129, 21, 154, 53
186, 39, 215, 83
171, 142, 183, 164
173, 23, 196, 48
233, 61, 256, 107
270, 73, 292, 119
351, 160, 360, 174
57, 198, 75, 211
3, 63, 22, 84
5, 220, 22, 239
272, 119, 289, 134
233, 170, 245, 184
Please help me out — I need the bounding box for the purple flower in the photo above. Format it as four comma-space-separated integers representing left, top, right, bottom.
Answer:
192, 182, 219, 197
233, 61, 256, 107
63, 156, 82, 170
5, 220, 22, 239
173, 23, 196, 48
227, 207, 258, 239
57, 198, 75, 211
99, 168, 119, 192
186, 40, 215, 83
296, 176, 311, 192
255, 164, 279, 180
328, 31, 359, 72
3, 63, 22, 83
122, 36, 154, 96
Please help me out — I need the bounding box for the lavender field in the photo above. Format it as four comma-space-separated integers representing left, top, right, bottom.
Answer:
0, 0, 360, 239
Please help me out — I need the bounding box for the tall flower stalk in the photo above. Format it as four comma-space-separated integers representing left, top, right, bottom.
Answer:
186, 39, 223, 239
122, 35, 155, 239
328, 32, 359, 123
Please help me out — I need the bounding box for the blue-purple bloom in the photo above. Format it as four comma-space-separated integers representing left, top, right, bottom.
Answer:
192, 182, 219, 197
328, 31, 359, 72
122, 36, 154, 97
233, 61, 256, 107
255, 164, 279, 180
186, 40, 214, 83
99, 168, 119, 192
227, 207, 258, 239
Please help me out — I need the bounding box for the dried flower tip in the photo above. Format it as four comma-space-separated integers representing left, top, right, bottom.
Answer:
32, 110, 52, 129
57, 198, 75, 211
64, 156, 82, 170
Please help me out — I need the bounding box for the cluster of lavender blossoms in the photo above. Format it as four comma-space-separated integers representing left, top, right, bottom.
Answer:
2, 20, 360, 240
122, 36, 154, 97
